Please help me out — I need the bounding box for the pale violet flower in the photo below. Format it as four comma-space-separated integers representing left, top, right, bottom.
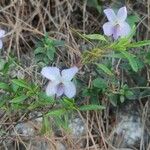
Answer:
103, 6, 131, 40
0, 30, 5, 49
41, 66, 78, 98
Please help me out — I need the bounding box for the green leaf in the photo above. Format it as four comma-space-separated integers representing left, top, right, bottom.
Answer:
125, 91, 135, 100
12, 79, 31, 90
105, 53, 125, 59
0, 82, 10, 91
127, 14, 139, 27
53, 40, 65, 46
39, 92, 55, 104
127, 40, 150, 48
110, 37, 130, 51
0, 96, 6, 107
120, 95, 125, 103
79, 104, 105, 111
121, 51, 138, 72
60, 98, 76, 110
87, 0, 98, 7
11, 83, 19, 92
27, 102, 41, 110
145, 51, 150, 64
34, 47, 44, 54
0, 59, 6, 70
54, 115, 69, 130
96, 63, 113, 76
83, 34, 107, 42
41, 116, 51, 134
93, 78, 107, 89
11, 95, 28, 103
46, 46, 55, 61
87, 0, 101, 12
108, 93, 118, 107
46, 109, 66, 117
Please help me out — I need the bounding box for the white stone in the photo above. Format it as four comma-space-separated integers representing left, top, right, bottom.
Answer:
115, 115, 143, 146
68, 117, 86, 138
13, 122, 35, 137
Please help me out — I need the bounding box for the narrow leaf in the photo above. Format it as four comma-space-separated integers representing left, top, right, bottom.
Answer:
127, 40, 150, 48
11, 95, 28, 103
83, 34, 107, 42
96, 63, 113, 76
79, 104, 105, 111
0, 82, 10, 91
34, 47, 44, 54
121, 51, 138, 72
12, 79, 31, 90
46, 109, 65, 117
41, 116, 51, 134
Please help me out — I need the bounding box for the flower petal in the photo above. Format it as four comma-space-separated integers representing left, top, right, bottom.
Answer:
112, 25, 121, 40
46, 81, 57, 97
56, 84, 65, 97
117, 6, 127, 22
0, 40, 3, 49
64, 82, 76, 98
119, 22, 131, 37
61, 66, 78, 81
104, 8, 116, 22
103, 22, 114, 36
41, 67, 61, 81
0, 30, 5, 38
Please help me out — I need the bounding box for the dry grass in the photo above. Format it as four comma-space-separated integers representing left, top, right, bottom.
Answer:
0, 0, 150, 150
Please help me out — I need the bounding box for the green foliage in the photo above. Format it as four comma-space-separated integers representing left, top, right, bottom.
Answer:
92, 78, 107, 90
46, 109, 66, 117
41, 116, 51, 135
87, 0, 101, 13
10, 95, 28, 103
107, 84, 136, 106
109, 37, 131, 51
96, 63, 113, 76
145, 51, 150, 64
0, 59, 5, 70
127, 40, 150, 48
0, 57, 106, 133
120, 51, 139, 72
34, 35, 64, 65
83, 34, 107, 42
127, 14, 139, 28
12, 79, 32, 90
0, 82, 10, 91
79, 104, 105, 111
0, 11, 150, 136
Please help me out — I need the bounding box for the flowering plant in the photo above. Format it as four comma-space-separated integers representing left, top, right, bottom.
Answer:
0, 5, 150, 138
41, 66, 78, 98
103, 6, 131, 39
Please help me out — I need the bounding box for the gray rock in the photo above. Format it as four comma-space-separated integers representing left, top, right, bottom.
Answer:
68, 116, 86, 148
29, 111, 43, 126
68, 116, 86, 138
13, 122, 35, 137
56, 142, 66, 150
111, 102, 148, 149
28, 140, 66, 150
115, 115, 143, 146
28, 140, 50, 150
